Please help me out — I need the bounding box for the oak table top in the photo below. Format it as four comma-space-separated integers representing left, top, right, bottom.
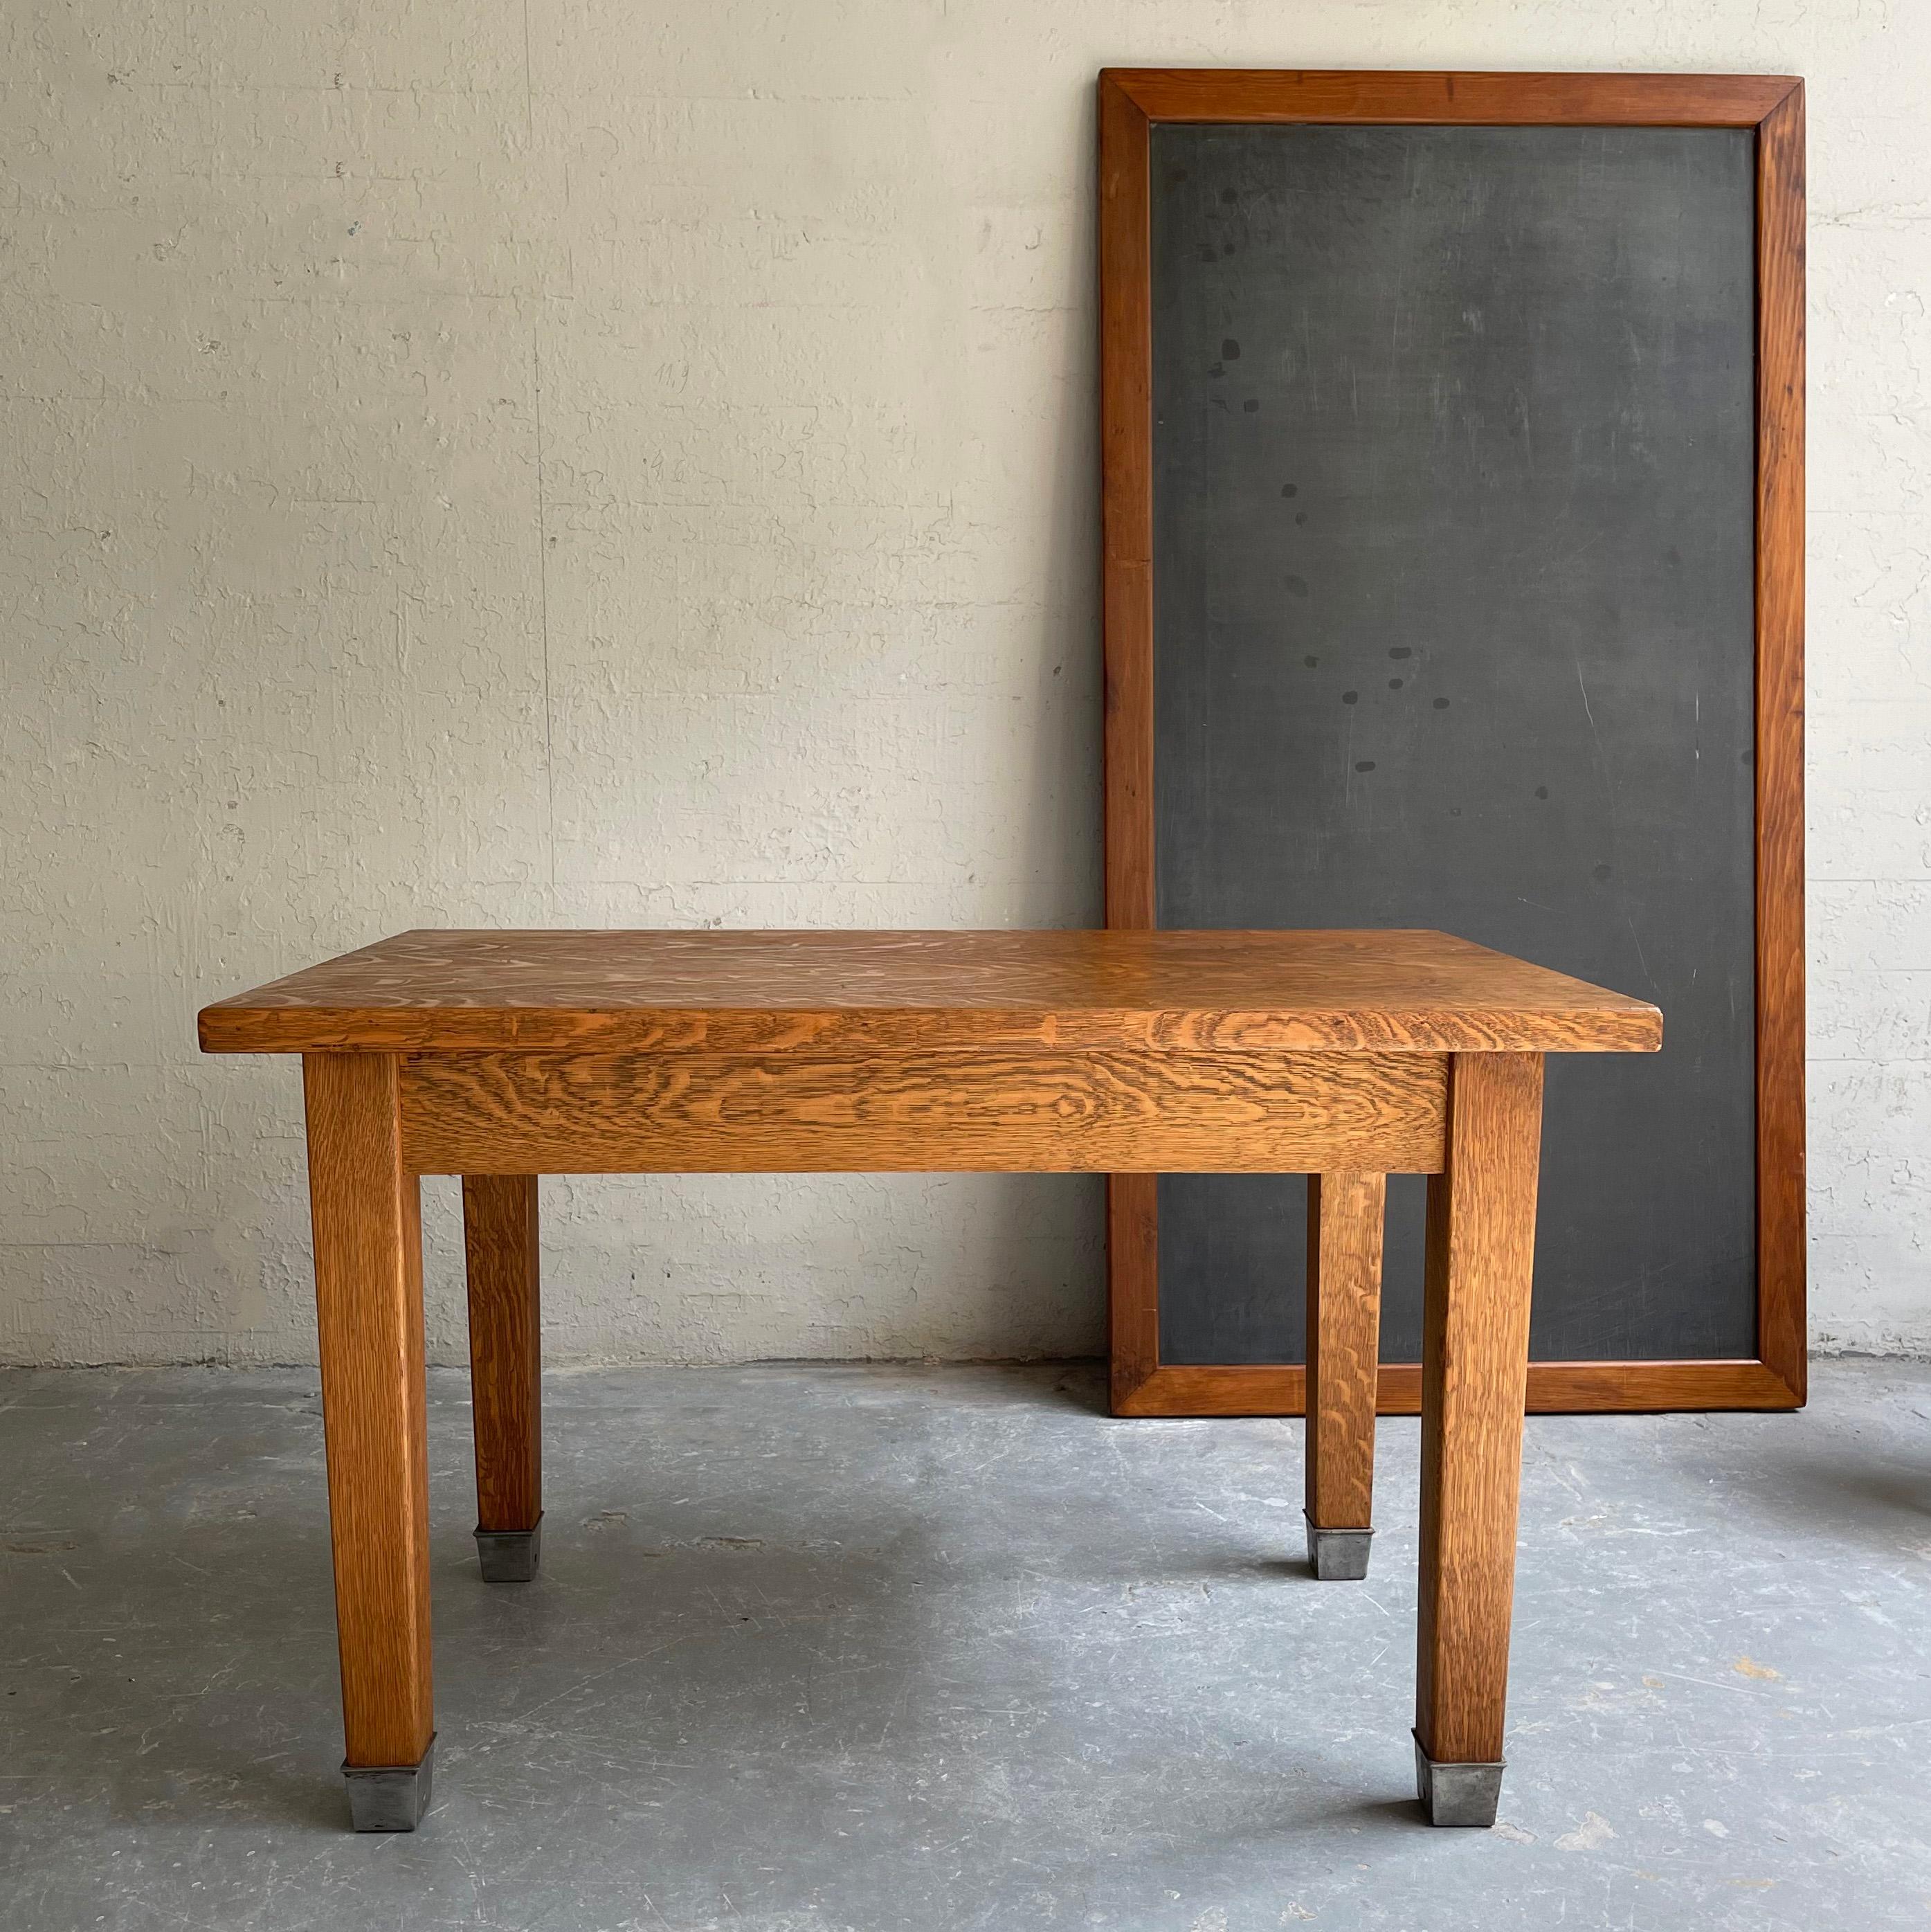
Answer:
198, 924, 1661, 1832
197, 928, 1660, 1058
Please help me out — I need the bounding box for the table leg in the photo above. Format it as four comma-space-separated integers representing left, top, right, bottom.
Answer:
463, 1175, 543, 1581
303, 1052, 436, 1832
1414, 1051, 1543, 1827
1303, 1171, 1385, 1580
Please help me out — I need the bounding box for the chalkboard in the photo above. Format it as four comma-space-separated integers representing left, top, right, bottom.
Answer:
1098, 73, 1806, 1416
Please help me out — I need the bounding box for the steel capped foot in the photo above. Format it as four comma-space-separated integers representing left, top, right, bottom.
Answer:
475, 1517, 542, 1583
1413, 1734, 1505, 1827
1303, 1511, 1373, 1580
344, 1735, 435, 1832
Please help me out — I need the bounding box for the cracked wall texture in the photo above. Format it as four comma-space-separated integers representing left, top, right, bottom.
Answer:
3, 1, 1926, 1366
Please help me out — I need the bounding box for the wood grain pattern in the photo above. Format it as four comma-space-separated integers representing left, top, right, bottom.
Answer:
403, 1050, 1450, 1177
303, 1052, 434, 1771
1104, 69, 1800, 127
1304, 1173, 1386, 1533
1107, 1173, 1160, 1412
1100, 72, 1156, 929
462, 1175, 542, 1534
1755, 84, 1808, 1407
1115, 1357, 1805, 1417
1098, 66, 1805, 1420
1415, 1053, 1543, 1768
199, 928, 1661, 1058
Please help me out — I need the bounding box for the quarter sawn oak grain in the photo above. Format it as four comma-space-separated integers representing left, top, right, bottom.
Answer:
401, 1049, 1449, 1177
1305, 1172, 1387, 1536
303, 1053, 435, 1772
197, 928, 1660, 1058
1416, 1053, 1543, 1769
462, 1175, 542, 1537
203, 927, 1661, 1829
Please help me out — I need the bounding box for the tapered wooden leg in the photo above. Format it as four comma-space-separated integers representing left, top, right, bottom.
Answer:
1414, 1051, 1543, 1827
302, 1052, 435, 1832
1304, 1171, 1386, 1580
462, 1175, 543, 1582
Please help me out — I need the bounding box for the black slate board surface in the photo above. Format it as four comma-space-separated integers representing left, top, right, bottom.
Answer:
1150, 124, 1757, 1366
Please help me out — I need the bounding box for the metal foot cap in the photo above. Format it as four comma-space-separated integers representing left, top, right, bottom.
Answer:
1303, 1511, 1373, 1580
344, 1734, 435, 1832
475, 1515, 542, 1583
1413, 1733, 1505, 1827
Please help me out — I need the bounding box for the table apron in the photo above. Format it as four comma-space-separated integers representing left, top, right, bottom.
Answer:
398, 1049, 1450, 1176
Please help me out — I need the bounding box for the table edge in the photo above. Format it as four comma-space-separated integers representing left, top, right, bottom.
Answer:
197, 1002, 1663, 1056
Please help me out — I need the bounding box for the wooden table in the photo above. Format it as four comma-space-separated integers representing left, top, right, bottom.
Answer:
198, 928, 1660, 1832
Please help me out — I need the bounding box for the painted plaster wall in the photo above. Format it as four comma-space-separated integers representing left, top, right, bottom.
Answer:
3, 1, 1925, 1366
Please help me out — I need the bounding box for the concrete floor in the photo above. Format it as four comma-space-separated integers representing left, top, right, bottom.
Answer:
2, 1360, 1929, 1931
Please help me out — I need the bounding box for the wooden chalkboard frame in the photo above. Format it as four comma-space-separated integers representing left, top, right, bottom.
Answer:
1100, 69, 1805, 1418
